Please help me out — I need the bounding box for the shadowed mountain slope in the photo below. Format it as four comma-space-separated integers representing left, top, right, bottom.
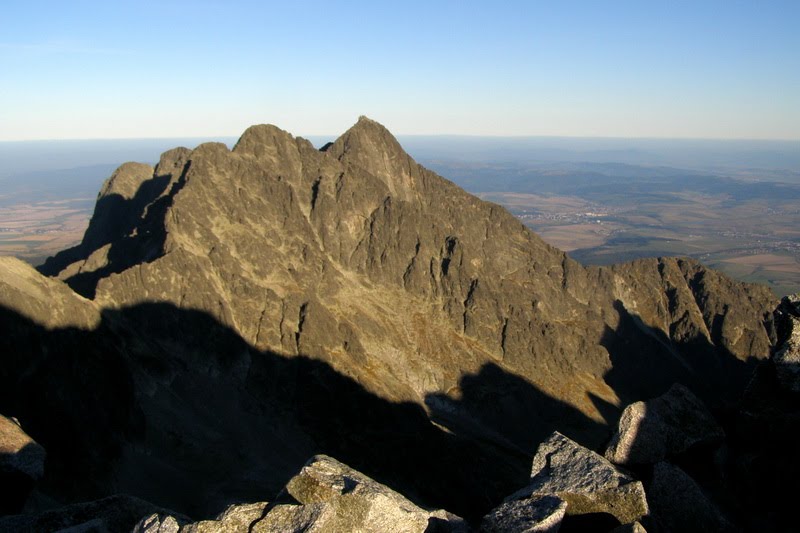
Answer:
0, 117, 777, 520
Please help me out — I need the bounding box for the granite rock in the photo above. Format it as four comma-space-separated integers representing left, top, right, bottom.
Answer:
267, 454, 469, 533
480, 495, 566, 532
508, 432, 648, 524
605, 383, 724, 465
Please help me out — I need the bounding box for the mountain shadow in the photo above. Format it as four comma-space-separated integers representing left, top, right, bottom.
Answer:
425, 363, 608, 455
601, 299, 760, 408
594, 300, 779, 531
0, 301, 607, 523
0, 443, 44, 515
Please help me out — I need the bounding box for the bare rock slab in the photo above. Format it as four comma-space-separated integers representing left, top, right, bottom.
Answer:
480, 494, 566, 532
605, 383, 724, 465
508, 432, 648, 525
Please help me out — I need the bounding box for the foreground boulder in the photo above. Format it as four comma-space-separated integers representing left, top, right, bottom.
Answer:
507, 432, 648, 525
0, 414, 46, 514
480, 495, 566, 532
605, 384, 724, 466
258, 454, 468, 532
135, 455, 469, 533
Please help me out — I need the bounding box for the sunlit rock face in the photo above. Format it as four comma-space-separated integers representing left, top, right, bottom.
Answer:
505, 432, 649, 525
604, 383, 724, 466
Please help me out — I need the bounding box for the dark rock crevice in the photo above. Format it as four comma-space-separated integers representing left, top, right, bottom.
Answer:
38, 161, 190, 299
601, 299, 762, 409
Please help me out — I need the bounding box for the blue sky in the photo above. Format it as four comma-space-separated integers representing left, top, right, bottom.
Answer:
1, 1, 798, 140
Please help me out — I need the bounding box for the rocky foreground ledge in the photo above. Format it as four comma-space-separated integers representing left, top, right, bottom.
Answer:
0, 420, 726, 532
3, 293, 799, 532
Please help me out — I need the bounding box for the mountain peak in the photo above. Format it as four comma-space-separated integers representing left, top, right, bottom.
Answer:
98, 162, 154, 201
325, 116, 417, 200
233, 124, 298, 158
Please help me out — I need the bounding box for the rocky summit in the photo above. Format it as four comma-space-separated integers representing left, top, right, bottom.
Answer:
0, 117, 790, 531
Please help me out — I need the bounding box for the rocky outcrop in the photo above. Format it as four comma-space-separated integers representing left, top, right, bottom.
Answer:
135, 502, 265, 533
507, 432, 648, 525
267, 454, 468, 532
188, 502, 268, 532
134, 455, 467, 533
135, 512, 188, 532
605, 384, 724, 465
601, 257, 774, 405
0, 256, 99, 329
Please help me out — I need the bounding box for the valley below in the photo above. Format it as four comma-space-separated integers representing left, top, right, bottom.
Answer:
0, 198, 92, 265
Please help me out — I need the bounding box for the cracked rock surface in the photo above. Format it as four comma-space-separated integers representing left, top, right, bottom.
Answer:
507, 432, 649, 524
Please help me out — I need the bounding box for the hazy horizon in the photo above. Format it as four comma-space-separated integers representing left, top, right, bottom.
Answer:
2, 135, 799, 182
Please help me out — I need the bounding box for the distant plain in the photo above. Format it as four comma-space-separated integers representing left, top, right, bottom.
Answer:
1, 135, 798, 295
